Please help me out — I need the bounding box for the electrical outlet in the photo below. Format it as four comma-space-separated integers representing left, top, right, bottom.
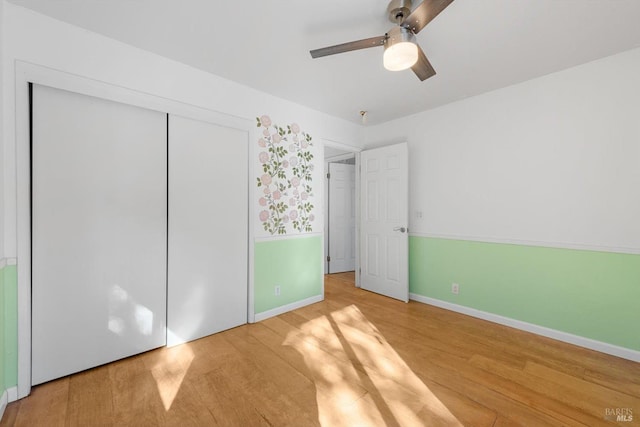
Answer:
275, 285, 281, 296
451, 283, 460, 295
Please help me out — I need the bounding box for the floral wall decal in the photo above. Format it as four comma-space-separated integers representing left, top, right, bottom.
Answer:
256, 115, 315, 235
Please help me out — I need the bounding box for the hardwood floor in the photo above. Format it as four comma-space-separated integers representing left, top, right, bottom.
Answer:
2, 272, 639, 426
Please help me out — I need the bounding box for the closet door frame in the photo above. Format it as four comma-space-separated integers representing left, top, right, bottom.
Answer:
14, 61, 255, 399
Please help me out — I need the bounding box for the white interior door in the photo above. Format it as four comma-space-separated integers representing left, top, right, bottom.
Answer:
328, 162, 356, 273
360, 143, 409, 302
31, 85, 168, 385
167, 115, 248, 346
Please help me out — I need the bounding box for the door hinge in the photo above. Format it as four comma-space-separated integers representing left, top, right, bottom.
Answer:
327, 255, 331, 262
326, 172, 330, 179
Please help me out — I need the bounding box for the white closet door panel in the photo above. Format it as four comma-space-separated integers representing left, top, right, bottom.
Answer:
32, 85, 167, 385
168, 115, 248, 346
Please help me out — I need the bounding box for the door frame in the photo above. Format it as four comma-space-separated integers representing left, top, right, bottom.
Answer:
323, 140, 362, 286
14, 61, 253, 399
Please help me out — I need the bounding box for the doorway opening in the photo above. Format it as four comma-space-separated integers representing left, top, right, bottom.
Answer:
324, 143, 360, 285
327, 157, 356, 274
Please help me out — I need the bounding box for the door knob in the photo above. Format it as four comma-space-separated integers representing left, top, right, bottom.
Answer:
393, 226, 407, 233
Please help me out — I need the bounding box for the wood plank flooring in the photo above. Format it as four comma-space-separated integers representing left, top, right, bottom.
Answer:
2, 272, 639, 426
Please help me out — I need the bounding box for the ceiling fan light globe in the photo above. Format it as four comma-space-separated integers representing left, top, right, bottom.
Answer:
383, 26, 418, 71
383, 42, 418, 71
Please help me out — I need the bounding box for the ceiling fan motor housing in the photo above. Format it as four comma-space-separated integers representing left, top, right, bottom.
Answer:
385, 26, 416, 45
387, 0, 412, 23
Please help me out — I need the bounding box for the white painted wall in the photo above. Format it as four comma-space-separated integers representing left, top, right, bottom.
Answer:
363, 47, 640, 254
1, 2, 362, 398
0, 0, 5, 261
1, 1, 362, 258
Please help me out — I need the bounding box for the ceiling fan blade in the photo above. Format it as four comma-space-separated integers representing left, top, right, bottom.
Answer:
412, 45, 436, 81
402, 0, 454, 34
310, 35, 386, 58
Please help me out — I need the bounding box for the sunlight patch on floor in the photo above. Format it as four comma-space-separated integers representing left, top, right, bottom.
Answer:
150, 342, 195, 411
284, 304, 462, 426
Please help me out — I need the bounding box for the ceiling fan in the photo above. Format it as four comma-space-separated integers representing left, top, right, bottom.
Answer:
310, 0, 454, 81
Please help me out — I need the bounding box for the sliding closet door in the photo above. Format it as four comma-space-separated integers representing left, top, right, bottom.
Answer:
31, 85, 167, 385
167, 115, 248, 346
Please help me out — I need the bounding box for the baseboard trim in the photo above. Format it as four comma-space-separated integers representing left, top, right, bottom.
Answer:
254, 295, 324, 322
7, 387, 17, 403
409, 293, 640, 363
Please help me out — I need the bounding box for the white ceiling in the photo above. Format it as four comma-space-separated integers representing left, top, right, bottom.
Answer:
9, 0, 640, 125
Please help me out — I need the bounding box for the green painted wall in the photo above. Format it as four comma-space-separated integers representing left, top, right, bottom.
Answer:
1, 264, 18, 393
2, 265, 18, 389
409, 236, 640, 351
254, 236, 323, 315
0, 266, 5, 393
